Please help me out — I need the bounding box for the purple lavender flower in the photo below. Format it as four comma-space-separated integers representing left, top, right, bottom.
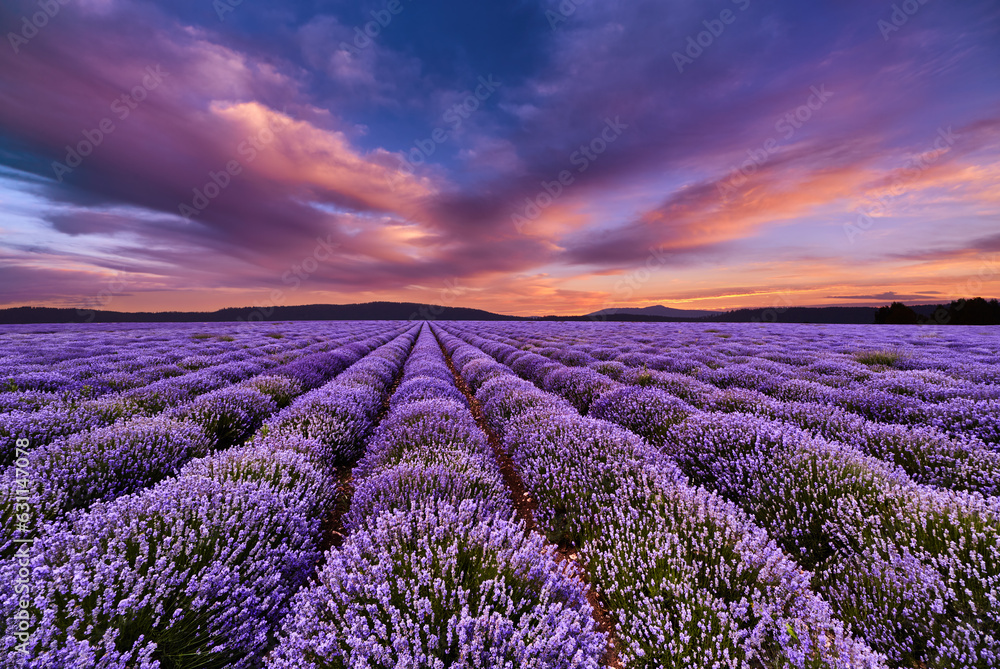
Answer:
0, 391, 59, 413
346, 461, 511, 531
266, 501, 606, 669
0, 416, 212, 556
2, 443, 335, 668
589, 386, 694, 445
242, 374, 304, 409
263, 386, 378, 465
389, 376, 468, 408
437, 325, 891, 667
666, 411, 1000, 666
168, 385, 277, 449
0, 396, 129, 466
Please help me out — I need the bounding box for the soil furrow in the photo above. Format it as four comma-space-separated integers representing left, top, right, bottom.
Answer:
430, 323, 622, 668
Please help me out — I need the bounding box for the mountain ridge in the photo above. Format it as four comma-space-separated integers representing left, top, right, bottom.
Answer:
586, 305, 719, 319
1, 300, 996, 324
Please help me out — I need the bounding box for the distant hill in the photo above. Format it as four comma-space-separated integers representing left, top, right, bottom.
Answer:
0, 302, 521, 324
587, 305, 719, 319
2, 300, 996, 325
540, 313, 693, 322
599, 302, 1000, 324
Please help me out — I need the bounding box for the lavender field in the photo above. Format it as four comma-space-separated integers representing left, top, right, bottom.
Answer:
1, 321, 998, 668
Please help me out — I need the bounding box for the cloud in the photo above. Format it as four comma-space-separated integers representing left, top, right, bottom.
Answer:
296, 15, 424, 104
1, 0, 999, 312
827, 292, 930, 300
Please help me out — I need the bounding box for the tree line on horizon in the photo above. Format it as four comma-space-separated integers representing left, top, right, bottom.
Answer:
0, 298, 998, 324
875, 298, 1000, 325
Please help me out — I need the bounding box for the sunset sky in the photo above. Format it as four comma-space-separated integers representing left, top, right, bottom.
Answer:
1, 0, 998, 316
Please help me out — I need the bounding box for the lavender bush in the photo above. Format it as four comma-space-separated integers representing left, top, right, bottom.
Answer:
0, 417, 212, 556
266, 501, 606, 669
2, 320, 995, 668
437, 327, 885, 668
243, 374, 303, 409
667, 412, 1000, 667
2, 465, 333, 669
168, 385, 277, 449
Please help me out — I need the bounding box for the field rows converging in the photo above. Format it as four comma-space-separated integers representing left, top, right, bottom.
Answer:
435, 326, 885, 668
1, 323, 410, 666
265, 324, 606, 667
438, 322, 1000, 668
1, 321, 997, 669
6, 1, 996, 667
0, 325, 405, 557
457, 323, 1000, 495
0, 323, 340, 417
0, 323, 395, 464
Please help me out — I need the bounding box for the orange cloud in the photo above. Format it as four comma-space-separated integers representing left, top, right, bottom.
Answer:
210, 102, 436, 218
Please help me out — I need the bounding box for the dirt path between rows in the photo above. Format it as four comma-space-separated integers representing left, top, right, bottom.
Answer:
430, 323, 622, 668
320, 326, 416, 552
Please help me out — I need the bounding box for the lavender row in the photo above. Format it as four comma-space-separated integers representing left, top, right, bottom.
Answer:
0, 321, 368, 412
445, 327, 1000, 666
1, 435, 338, 668
473, 323, 1000, 445
0, 321, 342, 375
0, 325, 392, 465
257, 326, 418, 468
266, 325, 606, 668
0, 325, 399, 559
1, 326, 418, 667
614, 353, 1000, 497
0, 322, 349, 405
700, 387, 1000, 496
0, 343, 309, 463
663, 413, 1000, 668
468, 327, 1000, 496
470, 321, 1000, 388
437, 326, 883, 669
586, 345, 1000, 495
346, 326, 511, 530
0, 344, 275, 413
